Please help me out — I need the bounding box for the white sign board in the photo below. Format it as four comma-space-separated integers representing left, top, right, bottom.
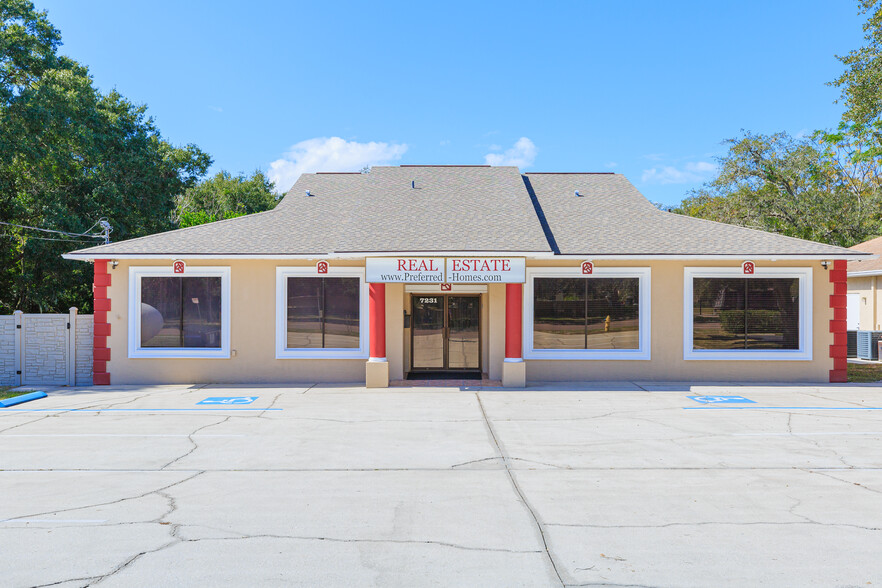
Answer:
366, 257, 526, 283
366, 258, 444, 283
446, 257, 525, 284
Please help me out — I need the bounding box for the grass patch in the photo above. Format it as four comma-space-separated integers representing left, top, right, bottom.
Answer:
0, 385, 20, 400
848, 362, 882, 383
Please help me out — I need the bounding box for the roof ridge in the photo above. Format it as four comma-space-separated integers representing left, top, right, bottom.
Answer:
525, 172, 616, 175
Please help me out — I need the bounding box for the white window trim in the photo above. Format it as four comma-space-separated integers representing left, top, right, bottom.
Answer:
524, 266, 651, 360
683, 266, 812, 361
128, 266, 231, 359
275, 266, 369, 359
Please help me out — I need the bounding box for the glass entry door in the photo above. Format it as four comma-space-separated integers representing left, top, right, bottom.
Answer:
411, 295, 480, 371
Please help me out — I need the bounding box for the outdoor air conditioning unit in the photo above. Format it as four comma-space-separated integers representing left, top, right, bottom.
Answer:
855, 330, 882, 360
847, 330, 858, 358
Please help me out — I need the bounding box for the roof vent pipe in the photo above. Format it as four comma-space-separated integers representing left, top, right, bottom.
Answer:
575, 190, 583, 197
305, 190, 313, 197
411, 180, 415, 189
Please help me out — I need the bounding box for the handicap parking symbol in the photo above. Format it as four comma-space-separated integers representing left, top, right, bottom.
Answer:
688, 395, 755, 404
197, 396, 258, 405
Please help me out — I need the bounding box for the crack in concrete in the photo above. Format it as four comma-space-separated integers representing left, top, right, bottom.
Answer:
450, 456, 568, 469
181, 533, 542, 554
32, 576, 103, 587
803, 468, 882, 496
4, 470, 204, 523
801, 391, 871, 408
159, 417, 231, 470
475, 392, 566, 587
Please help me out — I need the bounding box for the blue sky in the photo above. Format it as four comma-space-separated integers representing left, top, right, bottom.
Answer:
36, 0, 866, 206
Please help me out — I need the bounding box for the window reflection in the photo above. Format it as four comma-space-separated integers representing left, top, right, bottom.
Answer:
533, 277, 639, 350
693, 277, 799, 350
141, 277, 222, 348
287, 277, 359, 349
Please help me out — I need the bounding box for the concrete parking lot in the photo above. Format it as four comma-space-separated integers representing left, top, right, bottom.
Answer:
2, 382, 882, 587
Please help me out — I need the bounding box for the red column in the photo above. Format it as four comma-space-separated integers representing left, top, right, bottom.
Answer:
93, 259, 112, 385
369, 283, 386, 361
505, 283, 523, 361
829, 259, 847, 383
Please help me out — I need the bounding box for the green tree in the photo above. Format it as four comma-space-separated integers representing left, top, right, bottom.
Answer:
174, 170, 277, 227
831, 1, 882, 129
675, 1, 882, 248
674, 132, 882, 248
0, 1, 210, 313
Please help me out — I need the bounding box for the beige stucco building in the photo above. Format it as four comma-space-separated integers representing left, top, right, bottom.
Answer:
65, 166, 865, 386
847, 236, 882, 334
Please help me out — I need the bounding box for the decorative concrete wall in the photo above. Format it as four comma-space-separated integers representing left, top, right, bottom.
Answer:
0, 309, 93, 387
76, 314, 94, 387
0, 315, 16, 385
23, 314, 69, 386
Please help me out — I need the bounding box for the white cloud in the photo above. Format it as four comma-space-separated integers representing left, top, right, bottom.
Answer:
484, 137, 537, 167
604, 161, 618, 169
641, 161, 717, 185
439, 140, 451, 146
267, 137, 408, 192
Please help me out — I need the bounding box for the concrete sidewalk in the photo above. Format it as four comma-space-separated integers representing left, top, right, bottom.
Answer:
2, 382, 882, 587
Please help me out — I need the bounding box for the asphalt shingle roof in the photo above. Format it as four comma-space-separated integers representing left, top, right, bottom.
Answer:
525, 172, 861, 256
66, 166, 865, 259
848, 236, 882, 274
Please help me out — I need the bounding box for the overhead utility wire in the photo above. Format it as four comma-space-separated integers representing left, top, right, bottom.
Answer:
0, 218, 112, 243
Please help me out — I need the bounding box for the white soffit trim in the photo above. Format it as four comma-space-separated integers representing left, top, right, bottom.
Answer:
404, 284, 488, 293
65, 252, 867, 262
847, 270, 882, 278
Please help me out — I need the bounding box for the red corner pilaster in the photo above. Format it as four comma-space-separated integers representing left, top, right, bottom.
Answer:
93, 259, 111, 386
369, 283, 386, 360
505, 283, 523, 360
829, 259, 847, 383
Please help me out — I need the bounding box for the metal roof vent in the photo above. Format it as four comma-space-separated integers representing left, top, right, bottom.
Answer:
575, 190, 583, 197
305, 190, 313, 197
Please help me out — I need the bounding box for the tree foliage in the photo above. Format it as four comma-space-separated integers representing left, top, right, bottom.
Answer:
675, 132, 882, 247
0, 1, 210, 313
676, 2, 882, 248
830, 0, 882, 128
174, 170, 277, 227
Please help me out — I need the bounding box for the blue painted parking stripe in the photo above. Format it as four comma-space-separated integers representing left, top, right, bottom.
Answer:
684, 406, 882, 410
0, 408, 282, 412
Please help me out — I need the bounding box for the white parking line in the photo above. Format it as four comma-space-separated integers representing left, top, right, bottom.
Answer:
0, 434, 245, 438
734, 431, 882, 436
1, 519, 108, 524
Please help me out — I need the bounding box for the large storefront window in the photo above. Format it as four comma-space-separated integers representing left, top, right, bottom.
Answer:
286, 277, 360, 349
524, 267, 651, 360
692, 278, 799, 350
129, 267, 231, 358
275, 267, 368, 359
683, 267, 811, 361
141, 276, 222, 348
533, 277, 640, 350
